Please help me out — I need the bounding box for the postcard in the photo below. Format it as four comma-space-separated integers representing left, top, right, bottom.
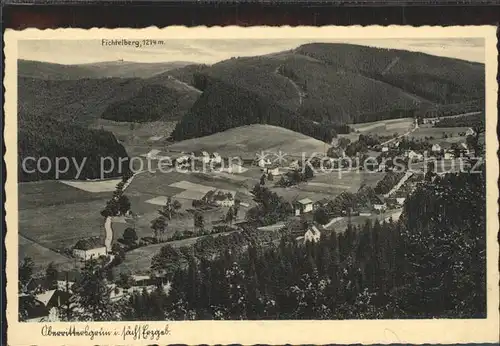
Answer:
4, 26, 499, 345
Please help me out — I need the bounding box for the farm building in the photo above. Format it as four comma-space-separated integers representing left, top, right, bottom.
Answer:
20, 289, 71, 322
72, 238, 107, 261
294, 198, 314, 216
381, 146, 389, 152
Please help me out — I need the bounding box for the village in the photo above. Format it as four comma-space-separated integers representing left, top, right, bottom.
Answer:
19, 111, 482, 322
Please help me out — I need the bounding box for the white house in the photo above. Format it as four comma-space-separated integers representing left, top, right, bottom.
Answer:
444, 152, 455, 160
211, 152, 222, 164
72, 238, 107, 261
294, 198, 314, 216
258, 157, 272, 168
144, 149, 161, 160
265, 164, 280, 176
201, 151, 211, 164
407, 150, 423, 161
303, 225, 321, 244
396, 197, 406, 206
371, 195, 387, 212
381, 146, 389, 152
431, 143, 442, 152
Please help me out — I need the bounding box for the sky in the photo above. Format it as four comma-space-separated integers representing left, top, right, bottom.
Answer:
18, 38, 485, 65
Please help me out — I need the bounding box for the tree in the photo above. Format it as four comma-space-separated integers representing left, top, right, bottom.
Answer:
304, 164, 314, 180
151, 216, 167, 242
123, 227, 138, 245
313, 207, 330, 225
159, 197, 181, 221
19, 257, 35, 292
72, 260, 114, 321
267, 172, 274, 181
45, 262, 59, 290
194, 212, 205, 230
151, 245, 182, 278
338, 137, 351, 149
117, 195, 131, 216
260, 174, 266, 186
225, 207, 235, 225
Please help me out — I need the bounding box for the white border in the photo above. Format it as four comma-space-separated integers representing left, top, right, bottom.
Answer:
5, 26, 499, 345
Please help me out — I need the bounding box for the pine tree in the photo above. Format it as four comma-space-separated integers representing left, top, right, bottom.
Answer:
72, 260, 114, 321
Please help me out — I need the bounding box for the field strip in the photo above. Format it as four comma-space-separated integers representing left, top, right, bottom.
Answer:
169, 181, 214, 193
324, 217, 344, 228
59, 178, 122, 193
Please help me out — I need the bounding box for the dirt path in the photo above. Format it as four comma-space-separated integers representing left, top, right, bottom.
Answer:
274, 65, 305, 108
380, 120, 418, 146
168, 75, 202, 94
104, 171, 146, 253
383, 171, 414, 198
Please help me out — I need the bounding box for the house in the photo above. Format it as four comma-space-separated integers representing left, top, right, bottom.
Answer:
460, 142, 470, 154
396, 197, 406, 206
289, 160, 300, 169
19, 295, 50, 322
203, 190, 235, 207
257, 157, 272, 168
381, 146, 389, 152
36, 289, 71, 311
211, 152, 222, 164
431, 143, 442, 152
21, 289, 71, 322
265, 163, 280, 176
406, 150, 423, 161
144, 149, 161, 160
201, 151, 211, 164
132, 275, 154, 287
371, 195, 387, 212
72, 238, 107, 261
314, 198, 330, 209
466, 128, 476, 136
444, 152, 455, 160
303, 224, 321, 244
294, 198, 314, 216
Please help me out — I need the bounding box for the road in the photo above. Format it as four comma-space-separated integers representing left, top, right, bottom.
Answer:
104, 171, 145, 253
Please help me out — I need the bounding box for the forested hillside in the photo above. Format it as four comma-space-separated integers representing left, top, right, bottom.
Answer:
19, 75, 200, 126
19, 59, 192, 80
296, 43, 485, 104
101, 83, 199, 122
171, 44, 484, 142
18, 113, 129, 181
170, 79, 340, 142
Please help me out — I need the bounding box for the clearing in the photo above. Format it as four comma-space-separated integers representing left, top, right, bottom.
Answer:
59, 178, 123, 193
167, 124, 331, 158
